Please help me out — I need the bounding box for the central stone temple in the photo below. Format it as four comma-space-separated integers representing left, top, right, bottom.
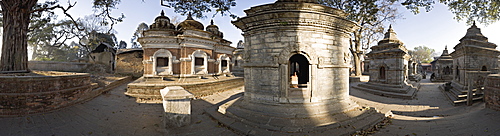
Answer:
207, 0, 384, 135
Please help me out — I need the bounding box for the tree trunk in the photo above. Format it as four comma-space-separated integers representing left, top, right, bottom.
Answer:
0, 0, 37, 72
353, 53, 362, 76
351, 30, 363, 77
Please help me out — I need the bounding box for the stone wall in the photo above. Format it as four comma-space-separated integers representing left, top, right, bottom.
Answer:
29, 61, 90, 72
0, 71, 93, 115
484, 74, 500, 111
116, 50, 144, 77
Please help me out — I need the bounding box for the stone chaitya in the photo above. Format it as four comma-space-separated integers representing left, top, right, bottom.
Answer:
430, 46, 453, 82
206, 0, 384, 135
353, 25, 418, 99
441, 22, 500, 105
231, 40, 244, 77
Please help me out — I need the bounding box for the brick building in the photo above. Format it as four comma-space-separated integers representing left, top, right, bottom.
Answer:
139, 11, 235, 78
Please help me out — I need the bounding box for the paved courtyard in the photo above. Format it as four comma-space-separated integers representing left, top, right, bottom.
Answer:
0, 76, 499, 135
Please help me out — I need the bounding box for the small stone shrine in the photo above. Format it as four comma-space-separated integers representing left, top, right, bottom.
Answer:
231, 40, 244, 77
353, 25, 418, 99
206, 0, 384, 135
441, 22, 500, 105
430, 46, 453, 82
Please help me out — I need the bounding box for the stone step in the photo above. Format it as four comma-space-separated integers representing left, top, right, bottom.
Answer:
352, 85, 417, 99
357, 83, 412, 94
439, 84, 484, 105
206, 105, 385, 136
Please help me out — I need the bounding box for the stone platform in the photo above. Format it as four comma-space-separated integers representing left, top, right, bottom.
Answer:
126, 76, 244, 103
206, 97, 386, 135
352, 82, 419, 99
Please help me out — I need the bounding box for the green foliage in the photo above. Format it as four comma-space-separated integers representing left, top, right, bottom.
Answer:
410, 45, 435, 63
161, 0, 237, 19
130, 22, 148, 49
439, 0, 500, 25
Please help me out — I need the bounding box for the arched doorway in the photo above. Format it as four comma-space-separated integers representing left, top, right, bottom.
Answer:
481, 66, 487, 71
289, 54, 309, 88
153, 49, 173, 76
444, 66, 451, 75
379, 66, 386, 79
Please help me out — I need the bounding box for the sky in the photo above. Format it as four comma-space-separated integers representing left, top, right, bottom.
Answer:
53, 0, 500, 55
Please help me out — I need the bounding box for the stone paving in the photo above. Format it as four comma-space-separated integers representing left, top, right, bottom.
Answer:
1, 75, 499, 135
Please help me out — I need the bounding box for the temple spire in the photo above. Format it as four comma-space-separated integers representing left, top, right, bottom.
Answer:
160, 10, 165, 16
186, 12, 194, 20
210, 19, 214, 25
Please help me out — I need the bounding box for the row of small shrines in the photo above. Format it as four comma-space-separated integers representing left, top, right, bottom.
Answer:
101, 10, 499, 85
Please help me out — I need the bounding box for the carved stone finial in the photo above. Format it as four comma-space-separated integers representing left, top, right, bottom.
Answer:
161, 10, 165, 16
187, 12, 194, 20
210, 19, 214, 25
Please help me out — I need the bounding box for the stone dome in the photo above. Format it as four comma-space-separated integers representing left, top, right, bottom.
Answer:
206, 19, 223, 38
206, 19, 219, 31
177, 13, 204, 31
460, 21, 488, 42
276, 0, 318, 3
378, 25, 402, 45
150, 10, 175, 30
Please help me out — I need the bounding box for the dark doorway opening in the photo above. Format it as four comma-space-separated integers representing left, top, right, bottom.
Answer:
195, 57, 204, 66
481, 66, 487, 71
444, 66, 451, 75
379, 66, 386, 79
289, 54, 309, 86
157, 57, 169, 67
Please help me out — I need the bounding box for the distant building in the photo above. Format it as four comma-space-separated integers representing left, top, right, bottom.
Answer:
89, 42, 116, 72
430, 46, 453, 81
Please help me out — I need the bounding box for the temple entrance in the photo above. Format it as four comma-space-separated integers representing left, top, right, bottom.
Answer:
379, 66, 386, 79
153, 49, 173, 76
289, 54, 309, 88
481, 66, 487, 71
444, 66, 451, 75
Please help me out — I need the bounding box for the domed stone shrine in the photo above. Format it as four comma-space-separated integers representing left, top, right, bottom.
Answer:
139, 11, 235, 77
207, 0, 384, 135
126, 11, 240, 102
352, 25, 418, 99
442, 22, 500, 105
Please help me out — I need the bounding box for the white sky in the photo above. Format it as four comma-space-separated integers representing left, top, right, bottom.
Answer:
14, 0, 500, 60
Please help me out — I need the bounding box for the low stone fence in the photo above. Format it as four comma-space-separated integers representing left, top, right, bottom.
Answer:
0, 71, 94, 116
484, 74, 500, 111
28, 61, 90, 72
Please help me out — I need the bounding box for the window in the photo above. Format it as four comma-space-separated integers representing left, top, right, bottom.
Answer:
481, 66, 487, 71
157, 57, 169, 67
195, 57, 204, 66
221, 60, 228, 67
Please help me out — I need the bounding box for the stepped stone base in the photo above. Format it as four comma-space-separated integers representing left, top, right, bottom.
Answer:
352, 82, 418, 99
206, 97, 386, 135
126, 76, 244, 103
439, 81, 483, 105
